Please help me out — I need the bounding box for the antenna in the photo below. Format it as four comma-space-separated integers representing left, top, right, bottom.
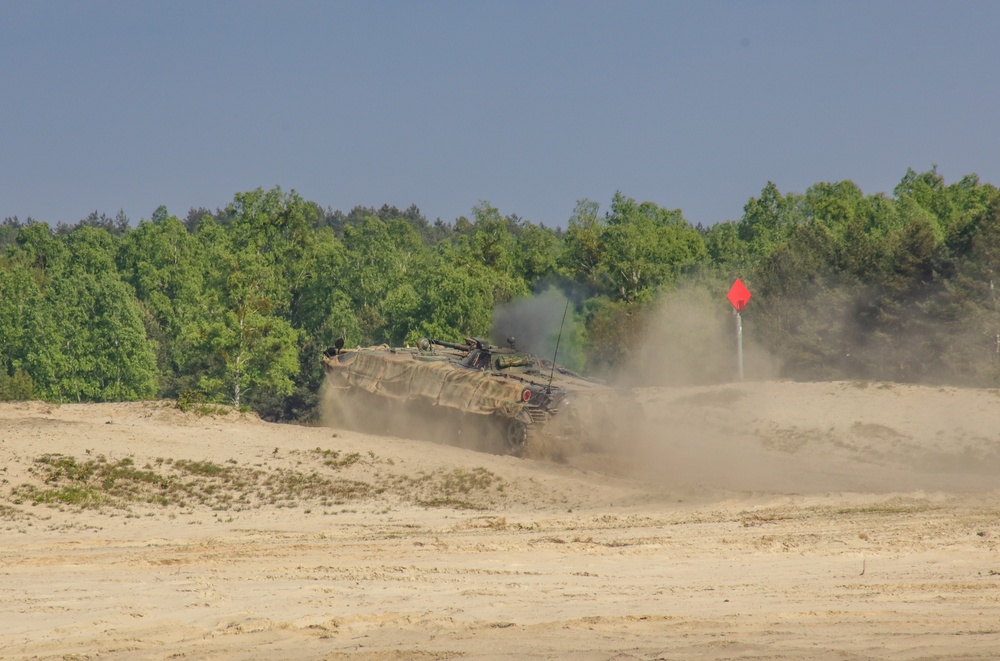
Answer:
547, 298, 570, 393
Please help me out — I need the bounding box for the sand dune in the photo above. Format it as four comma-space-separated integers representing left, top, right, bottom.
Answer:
2, 381, 999, 660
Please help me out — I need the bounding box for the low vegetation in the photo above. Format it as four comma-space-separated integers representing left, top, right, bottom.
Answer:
3, 451, 507, 516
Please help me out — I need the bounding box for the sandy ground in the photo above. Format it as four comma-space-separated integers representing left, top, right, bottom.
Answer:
2, 380, 1000, 660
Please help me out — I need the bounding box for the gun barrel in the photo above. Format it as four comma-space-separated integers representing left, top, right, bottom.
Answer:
429, 338, 471, 351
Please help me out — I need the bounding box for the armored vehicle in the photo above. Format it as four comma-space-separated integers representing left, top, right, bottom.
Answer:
321, 337, 624, 457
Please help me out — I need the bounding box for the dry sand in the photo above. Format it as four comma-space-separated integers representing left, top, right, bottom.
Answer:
2, 380, 999, 660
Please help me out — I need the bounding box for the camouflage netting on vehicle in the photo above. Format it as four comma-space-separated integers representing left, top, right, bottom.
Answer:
325, 349, 526, 418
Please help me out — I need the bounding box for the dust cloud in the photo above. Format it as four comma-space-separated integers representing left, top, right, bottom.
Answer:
319, 382, 515, 456
609, 284, 782, 387
320, 286, 999, 497
556, 286, 999, 497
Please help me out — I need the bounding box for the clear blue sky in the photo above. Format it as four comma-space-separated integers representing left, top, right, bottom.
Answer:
2, 1, 998, 228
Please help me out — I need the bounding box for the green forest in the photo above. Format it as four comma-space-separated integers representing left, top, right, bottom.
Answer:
2, 167, 999, 420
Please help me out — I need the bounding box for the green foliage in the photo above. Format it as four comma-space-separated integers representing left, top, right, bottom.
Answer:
515, 221, 560, 283
13, 221, 70, 275
702, 220, 746, 272
457, 202, 530, 304
737, 181, 804, 266
0, 369, 35, 401
558, 199, 604, 293
558, 194, 707, 305
182, 278, 300, 408
0, 259, 43, 380
117, 212, 208, 396
599, 192, 707, 303
341, 215, 430, 344
1, 225, 158, 403
0, 217, 24, 249
34, 272, 159, 401
408, 247, 496, 343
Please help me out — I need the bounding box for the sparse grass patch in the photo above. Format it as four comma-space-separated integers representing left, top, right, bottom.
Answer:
758, 425, 836, 453
308, 448, 363, 469
440, 467, 499, 494
4, 448, 510, 516
173, 459, 225, 476
175, 390, 231, 416
12, 454, 170, 509
740, 511, 791, 527
13, 483, 111, 508
394, 467, 506, 511
0, 502, 29, 520
5, 452, 377, 514
834, 503, 936, 516
416, 497, 486, 510
851, 422, 907, 442
260, 468, 374, 503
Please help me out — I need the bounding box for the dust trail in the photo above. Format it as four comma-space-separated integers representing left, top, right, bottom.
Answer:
611, 284, 781, 387
319, 381, 514, 456
563, 285, 1000, 496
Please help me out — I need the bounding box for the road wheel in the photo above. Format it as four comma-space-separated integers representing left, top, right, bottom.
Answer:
504, 419, 531, 457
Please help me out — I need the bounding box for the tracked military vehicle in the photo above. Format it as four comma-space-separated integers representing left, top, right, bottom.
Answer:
321, 336, 624, 457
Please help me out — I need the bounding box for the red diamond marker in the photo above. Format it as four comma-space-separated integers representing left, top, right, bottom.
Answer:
727, 278, 751, 313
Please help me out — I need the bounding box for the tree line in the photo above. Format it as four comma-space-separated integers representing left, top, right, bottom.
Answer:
2, 167, 998, 419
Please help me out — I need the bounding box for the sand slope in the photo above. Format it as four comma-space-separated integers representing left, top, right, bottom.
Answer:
1, 381, 999, 660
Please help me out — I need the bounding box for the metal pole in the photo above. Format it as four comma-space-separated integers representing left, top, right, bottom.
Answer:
736, 310, 744, 382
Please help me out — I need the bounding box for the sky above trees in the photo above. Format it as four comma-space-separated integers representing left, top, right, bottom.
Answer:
2, 1, 999, 228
